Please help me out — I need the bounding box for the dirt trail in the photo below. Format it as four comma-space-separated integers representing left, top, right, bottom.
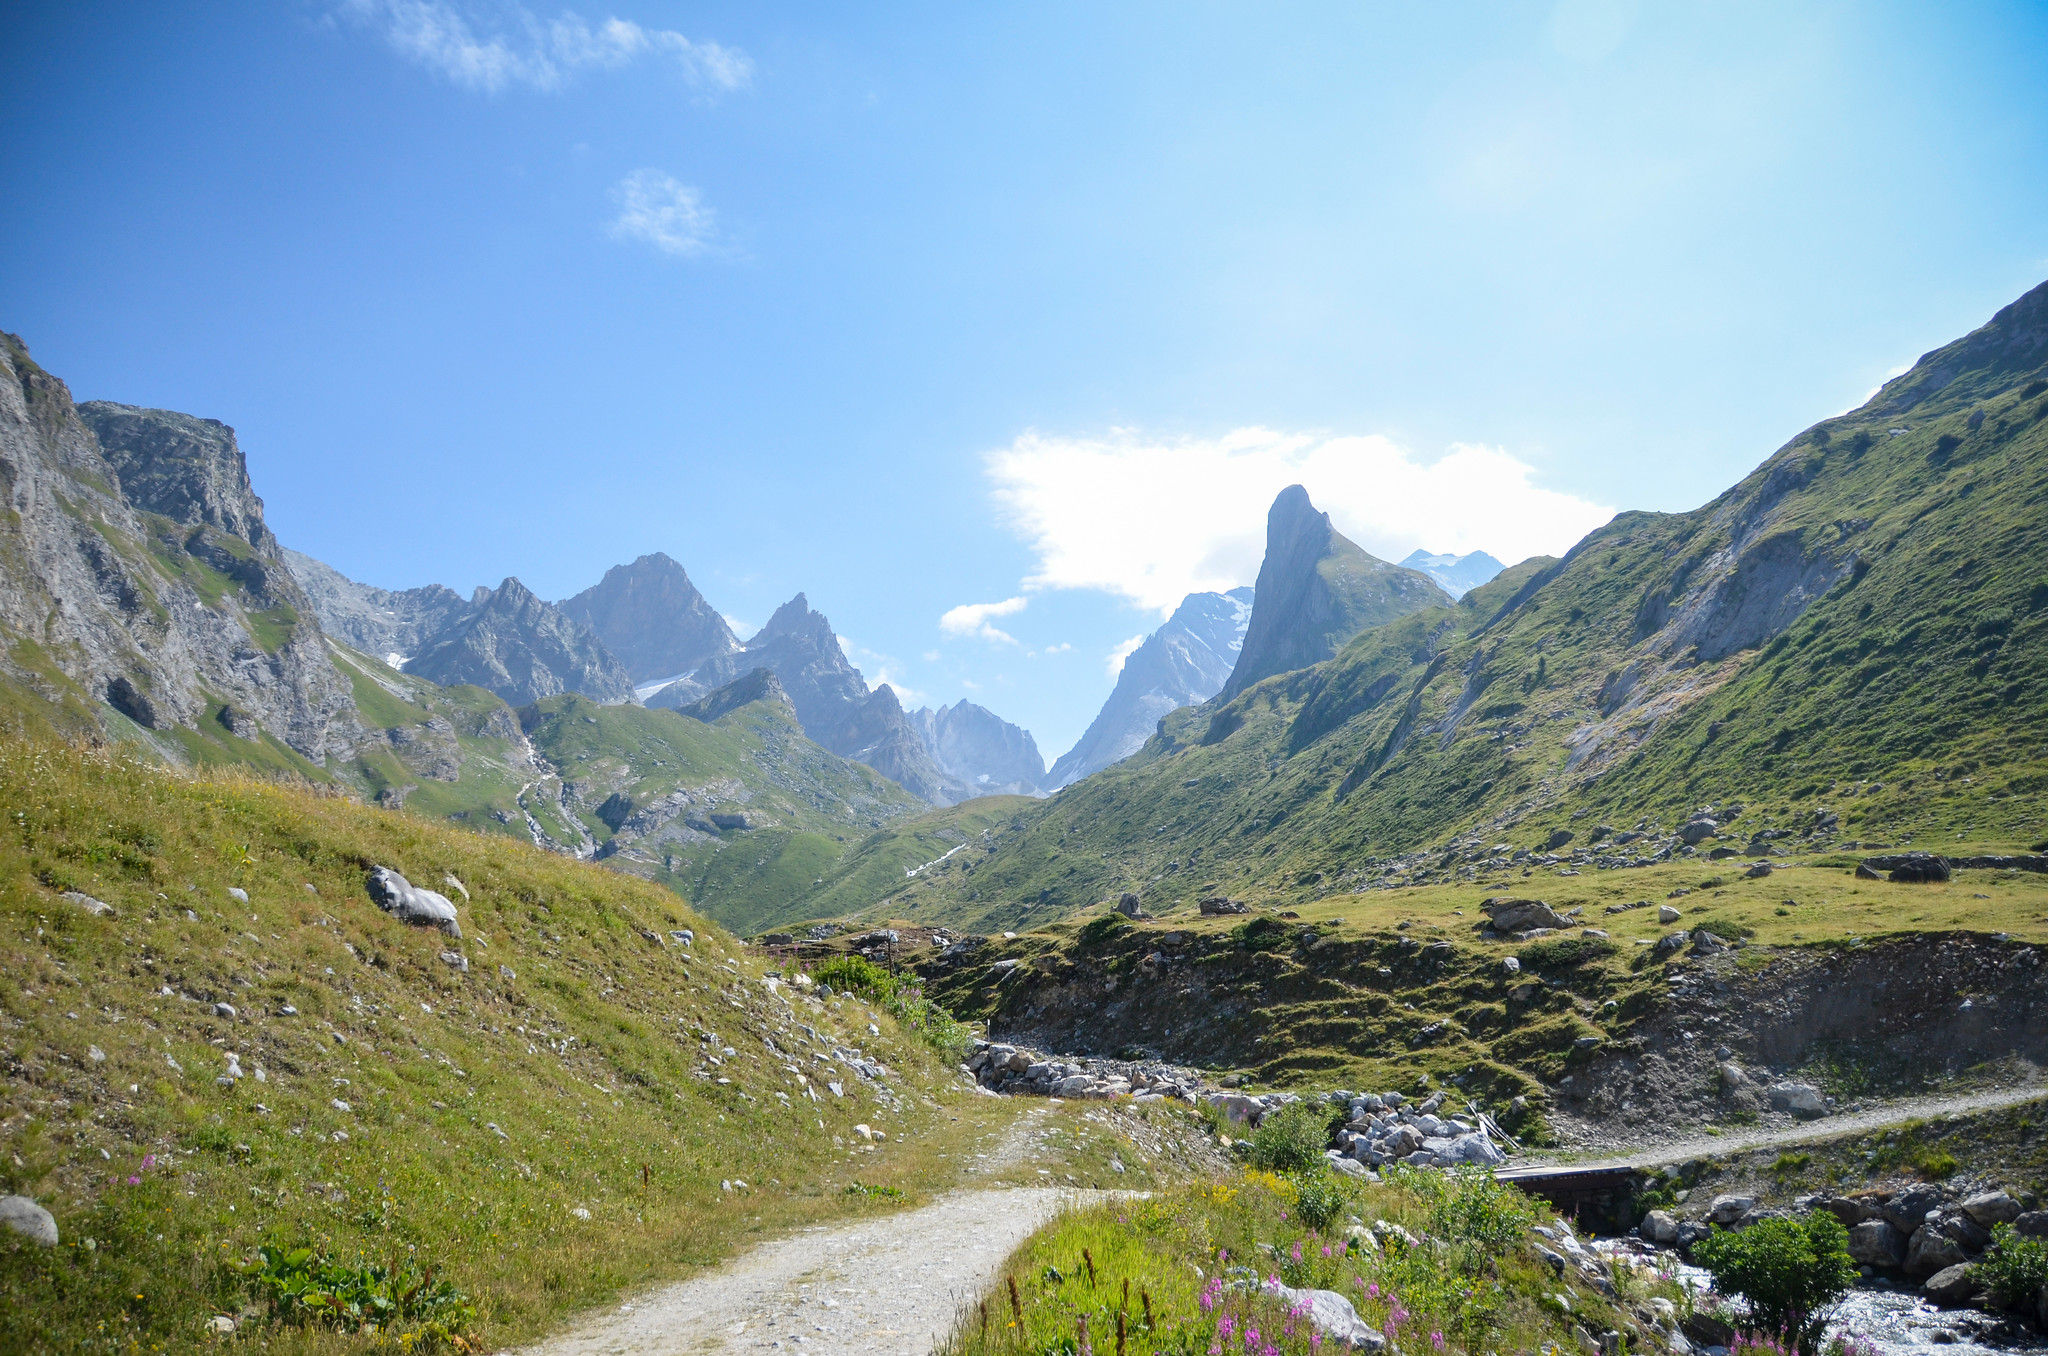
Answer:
1535, 1081, 2048, 1172
521, 1109, 1099, 1356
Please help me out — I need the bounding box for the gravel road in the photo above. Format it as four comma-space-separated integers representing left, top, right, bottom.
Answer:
1537, 1081, 2048, 1172
520, 1109, 1098, 1356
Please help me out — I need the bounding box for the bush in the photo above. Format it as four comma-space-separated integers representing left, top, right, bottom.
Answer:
810, 955, 973, 1059
1244, 1100, 1339, 1174
1291, 1166, 1350, 1231
1516, 936, 1617, 969
1692, 1213, 1857, 1353
238, 1244, 473, 1344
1388, 1163, 1538, 1265
1235, 916, 1293, 953
1077, 913, 1130, 947
1971, 1224, 2048, 1310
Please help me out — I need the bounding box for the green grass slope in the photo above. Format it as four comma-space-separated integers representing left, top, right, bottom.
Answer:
0, 734, 981, 1353
796, 280, 2048, 929
517, 692, 926, 935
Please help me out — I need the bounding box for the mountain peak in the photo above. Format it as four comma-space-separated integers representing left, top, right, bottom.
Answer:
1218, 487, 1451, 700
1399, 549, 1507, 600
559, 552, 738, 683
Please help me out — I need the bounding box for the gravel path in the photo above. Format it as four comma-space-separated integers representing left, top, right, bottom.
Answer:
1534, 1082, 2048, 1172
520, 1110, 1097, 1356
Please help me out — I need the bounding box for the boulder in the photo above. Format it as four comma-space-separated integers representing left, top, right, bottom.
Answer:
0, 1195, 57, 1246
1211, 1093, 1266, 1126
1485, 898, 1572, 933
1658, 904, 1681, 924
1848, 1219, 1906, 1269
1888, 854, 1953, 884
2012, 1210, 2048, 1239
1766, 1082, 1827, 1118
1199, 897, 1249, 915
1922, 1263, 1978, 1306
1054, 1075, 1094, 1097
1937, 1211, 1991, 1251
1906, 1224, 1970, 1276
1642, 1210, 1680, 1245
1707, 1195, 1755, 1225
1855, 862, 1882, 880
1817, 1196, 1874, 1226
1692, 931, 1730, 955
1961, 1191, 2023, 1226
1655, 931, 1690, 955
364, 866, 462, 937
1114, 892, 1151, 919
62, 890, 116, 918
1886, 1185, 1947, 1233
1743, 863, 1774, 880
1678, 819, 1718, 845
1264, 1279, 1386, 1350
1718, 1063, 1751, 1091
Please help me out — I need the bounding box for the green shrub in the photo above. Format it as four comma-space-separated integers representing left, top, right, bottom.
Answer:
1971, 1224, 2048, 1310
238, 1244, 473, 1344
1235, 916, 1293, 953
1388, 1163, 1538, 1265
1516, 936, 1617, 969
1290, 1166, 1350, 1231
1692, 1213, 1857, 1352
810, 955, 973, 1059
1077, 913, 1130, 947
1244, 1100, 1339, 1174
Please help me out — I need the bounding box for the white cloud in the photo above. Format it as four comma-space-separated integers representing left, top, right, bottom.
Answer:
986, 427, 1614, 615
1043, 642, 1074, 654
1844, 362, 1914, 416
610, 170, 715, 256
723, 614, 755, 639
938, 596, 1028, 644
339, 1, 751, 94
1106, 633, 1147, 677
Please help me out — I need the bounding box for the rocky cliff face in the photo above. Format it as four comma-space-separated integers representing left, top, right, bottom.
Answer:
406, 577, 635, 706
910, 701, 1046, 795
651, 593, 971, 803
1398, 549, 1506, 600
0, 339, 359, 763
284, 549, 474, 663
1218, 485, 1451, 700
1049, 586, 1253, 788
558, 551, 738, 684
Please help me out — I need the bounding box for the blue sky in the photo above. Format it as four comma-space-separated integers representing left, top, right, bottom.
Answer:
4, 1, 2046, 760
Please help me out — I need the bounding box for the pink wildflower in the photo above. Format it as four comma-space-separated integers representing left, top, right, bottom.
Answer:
126, 1175, 140, 1186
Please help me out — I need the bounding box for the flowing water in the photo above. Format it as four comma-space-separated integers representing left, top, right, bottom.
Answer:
1594, 1240, 2048, 1356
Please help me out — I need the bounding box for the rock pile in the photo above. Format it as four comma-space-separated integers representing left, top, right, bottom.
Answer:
1330, 1089, 1509, 1169
963, 1041, 1207, 1102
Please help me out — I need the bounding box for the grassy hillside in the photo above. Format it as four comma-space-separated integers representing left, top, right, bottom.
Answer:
787, 282, 2048, 931
0, 734, 986, 1353
515, 692, 926, 934
905, 857, 2048, 1140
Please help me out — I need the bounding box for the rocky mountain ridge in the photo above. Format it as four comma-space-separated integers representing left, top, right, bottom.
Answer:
1048, 586, 1254, 789
909, 700, 1047, 796
1218, 485, 1453, 700
0, 337, 361, 765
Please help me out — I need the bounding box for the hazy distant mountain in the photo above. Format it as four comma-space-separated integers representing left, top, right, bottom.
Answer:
559, 552, 739, 684
285, 549, 474, 664
1048, 587, 1253, 788
406, 577, 635, 707
910, 701, 1046, 795
650, 593, 971, 804
1218, 486, 1451, 700
1398, 549, 1506, 599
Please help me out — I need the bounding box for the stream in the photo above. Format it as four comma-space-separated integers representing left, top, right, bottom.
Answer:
1595, 1241, 2048, 1356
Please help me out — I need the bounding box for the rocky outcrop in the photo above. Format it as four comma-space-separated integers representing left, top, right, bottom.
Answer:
406, 577, 634, 707
0, 339, 359, 762
284, 549, 473, 663
1049, 587, 1253, 788
1219, 486, 1451, 700
909, 701, 1045, 795
1398, 549, 1505, 599
650, 593, 971, 804
558, 551, 738, 684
